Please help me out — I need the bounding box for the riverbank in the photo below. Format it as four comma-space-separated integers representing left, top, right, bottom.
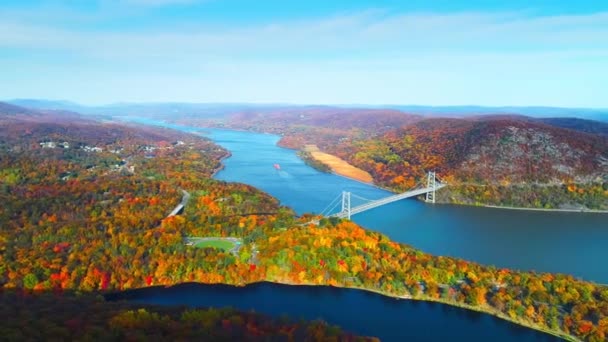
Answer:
258, 280, 578, 342
302, 145, 374, 184
482, 204, 608, 214
110, 117, 608, 340
211, 151, 232, 177
141, 279, 577, 342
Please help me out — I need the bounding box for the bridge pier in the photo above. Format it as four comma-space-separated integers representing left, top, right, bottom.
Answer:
341, 191, 351, 219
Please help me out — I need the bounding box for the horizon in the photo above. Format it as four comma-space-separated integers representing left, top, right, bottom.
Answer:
6, 98, 608, 112
1, 0, 607, 107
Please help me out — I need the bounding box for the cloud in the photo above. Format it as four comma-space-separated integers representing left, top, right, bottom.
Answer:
1, 9, 607, 59
121, 0, 204, 6
0, 8, 607, 106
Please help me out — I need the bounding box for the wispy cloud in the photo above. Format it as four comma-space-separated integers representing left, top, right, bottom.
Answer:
0, 7, 607, 106
1, 10, 607, 58
119, 0, 206, 6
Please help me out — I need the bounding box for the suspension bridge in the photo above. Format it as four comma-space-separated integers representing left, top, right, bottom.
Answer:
320, 171, 446, 219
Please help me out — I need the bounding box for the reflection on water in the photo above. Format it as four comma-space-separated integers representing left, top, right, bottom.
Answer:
107, 283, 562, 342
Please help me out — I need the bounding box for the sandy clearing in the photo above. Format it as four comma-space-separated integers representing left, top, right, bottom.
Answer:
304, 145, 373, 184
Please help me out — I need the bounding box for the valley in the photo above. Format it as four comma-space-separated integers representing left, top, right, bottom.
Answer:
2, 103, 608, 341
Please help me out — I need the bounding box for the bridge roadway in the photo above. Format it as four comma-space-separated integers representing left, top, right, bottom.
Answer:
168, 189, 191, 217
330, 183, 446, 219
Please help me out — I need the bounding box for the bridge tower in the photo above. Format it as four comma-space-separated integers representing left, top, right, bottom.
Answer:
341, 191, 351, 219
425, 171, 436, 203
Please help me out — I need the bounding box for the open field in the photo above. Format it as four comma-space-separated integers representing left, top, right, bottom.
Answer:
194, 239, 235, 250
304, 145, 373, 184
186, 237, 241, 253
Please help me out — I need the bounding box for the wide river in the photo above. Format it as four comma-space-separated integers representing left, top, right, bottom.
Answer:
116, 117, 607, 341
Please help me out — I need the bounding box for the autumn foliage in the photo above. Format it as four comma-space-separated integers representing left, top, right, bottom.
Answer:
2, 108, 608, 341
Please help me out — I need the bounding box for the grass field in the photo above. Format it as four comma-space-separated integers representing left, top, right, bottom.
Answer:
193, 239, 236, 251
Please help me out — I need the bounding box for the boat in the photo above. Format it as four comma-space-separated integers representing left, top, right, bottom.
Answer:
273, 163, 281, 170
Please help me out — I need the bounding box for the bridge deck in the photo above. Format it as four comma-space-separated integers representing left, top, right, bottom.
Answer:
330, 183, 446, 219
167, 190, 191, 217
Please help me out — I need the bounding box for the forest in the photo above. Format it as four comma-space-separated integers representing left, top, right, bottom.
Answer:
174, 108, 608, 210
2, 106, 608, 341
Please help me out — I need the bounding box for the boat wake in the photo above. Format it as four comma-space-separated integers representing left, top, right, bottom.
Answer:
277, 170, 291, 178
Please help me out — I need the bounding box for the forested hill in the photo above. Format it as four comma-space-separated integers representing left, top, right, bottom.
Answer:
3, 107, 608, 341
169, 105, 608, 210
0, 101, 39, 116
0, 101, 85, 123
535, 117, 608, 137
325, 117, 608, 209
224, 107, 422, 132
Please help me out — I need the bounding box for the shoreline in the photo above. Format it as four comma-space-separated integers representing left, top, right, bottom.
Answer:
112, 121, 581, 341
481, 204, 608, 214
319, 166, 608, 214
263, 280, 576, 341
153, 120, 605, 215
210, 151, 232, 177
303, 147, 374, 184
135, 279, 577, 342
198, 125, 590, 340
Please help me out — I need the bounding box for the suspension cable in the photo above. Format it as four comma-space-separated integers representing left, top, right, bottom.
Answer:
350, 193, 374, 202
319, 193, 342, 216
324, 201, 342, 217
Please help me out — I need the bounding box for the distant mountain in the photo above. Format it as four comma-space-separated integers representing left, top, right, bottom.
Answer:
535, 117, 608, 137
9, 99, 85, 112
7, 99, 290, 118
223, 106, 421, 133
0, 101, 39, 116
373, 105, 608, 122
0, 101, 85, 124
8, 99, 608, 122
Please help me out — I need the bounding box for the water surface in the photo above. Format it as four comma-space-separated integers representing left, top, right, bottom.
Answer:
109, 282, 562, 342
115, 117, 606, 341
204, 127, 607, 283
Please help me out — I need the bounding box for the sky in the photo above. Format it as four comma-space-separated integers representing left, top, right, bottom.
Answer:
1, 0, 607, 107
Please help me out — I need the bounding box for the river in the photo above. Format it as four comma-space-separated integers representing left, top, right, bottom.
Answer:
205, 127, 607, 283
115, 117, 607, 341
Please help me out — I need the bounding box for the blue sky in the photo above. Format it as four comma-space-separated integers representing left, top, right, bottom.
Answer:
1, 0, 607, 107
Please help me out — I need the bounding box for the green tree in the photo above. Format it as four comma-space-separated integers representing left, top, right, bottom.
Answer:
23, 273, 39, 289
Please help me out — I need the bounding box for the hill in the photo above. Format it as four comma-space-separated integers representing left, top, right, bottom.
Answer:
374, 105, 608, 122
0, 101, 87, 124
326, 117, 608, 209
536, 117, 608, 137
0, 101, 39, 116
2, 112, 608, 341
129, 104, 608, 210
9, 99, 608, 121
200, 106, 422, 150
224, 106, 421, 131
466, 115, 608, 137
8, 99, 85, 111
